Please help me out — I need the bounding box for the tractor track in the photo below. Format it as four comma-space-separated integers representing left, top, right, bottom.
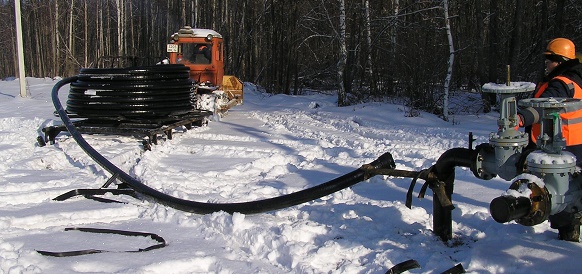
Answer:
249, 109, 470, 170
121, 104, 469, 207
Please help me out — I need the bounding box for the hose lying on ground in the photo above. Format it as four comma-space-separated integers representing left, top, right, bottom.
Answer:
51, 75, 396, 214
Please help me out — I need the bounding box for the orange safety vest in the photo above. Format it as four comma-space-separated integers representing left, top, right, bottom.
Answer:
531, 76, 582, 146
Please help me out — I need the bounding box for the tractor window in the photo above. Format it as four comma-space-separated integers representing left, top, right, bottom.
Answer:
183, 43, 212, 64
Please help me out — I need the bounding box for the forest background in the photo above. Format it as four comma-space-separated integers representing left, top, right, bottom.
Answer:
1, 0, 582, 116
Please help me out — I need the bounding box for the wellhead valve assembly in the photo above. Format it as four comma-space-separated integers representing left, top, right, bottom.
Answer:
476, 83, 582, 241
489, 97, 582, 241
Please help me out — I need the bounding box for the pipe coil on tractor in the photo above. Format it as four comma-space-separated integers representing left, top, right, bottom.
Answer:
66, 65, 194, 120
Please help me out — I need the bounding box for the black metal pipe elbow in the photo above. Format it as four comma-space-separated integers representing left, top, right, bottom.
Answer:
433, 147, 478, 181
429, 147, 478, 242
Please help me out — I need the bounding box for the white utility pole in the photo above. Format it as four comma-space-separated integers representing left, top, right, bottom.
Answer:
14, 0, 28, 98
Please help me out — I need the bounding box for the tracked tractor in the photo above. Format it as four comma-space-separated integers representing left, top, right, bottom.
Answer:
41, 26, 244, 147
166, 26, 243, 114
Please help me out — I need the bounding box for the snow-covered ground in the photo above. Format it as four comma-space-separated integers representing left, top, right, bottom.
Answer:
1, 78, 581, 273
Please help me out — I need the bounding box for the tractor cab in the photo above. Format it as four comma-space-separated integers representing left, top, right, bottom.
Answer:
167, 27, 223, 88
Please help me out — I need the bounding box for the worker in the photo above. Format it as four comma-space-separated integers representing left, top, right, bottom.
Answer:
519, 38, 582, 163
518, 38, 582, 241
196, 44, 211, 63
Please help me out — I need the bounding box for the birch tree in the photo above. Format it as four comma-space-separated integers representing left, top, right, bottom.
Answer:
53, 0, 60, 76
392, 0, 399, 61
442, 0, 454, 121
115, 0, 125, 58
363, 0, 374, 95
337, 0, 347, 106
66, 0, 75, 74
191, 0, 197, 27
84, 0, 88, 67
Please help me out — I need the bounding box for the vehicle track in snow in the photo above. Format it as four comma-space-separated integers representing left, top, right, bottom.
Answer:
249, 107, 472, 170
127, 100, 477, 212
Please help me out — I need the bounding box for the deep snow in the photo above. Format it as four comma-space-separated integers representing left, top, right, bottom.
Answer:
1, 78, 582, 274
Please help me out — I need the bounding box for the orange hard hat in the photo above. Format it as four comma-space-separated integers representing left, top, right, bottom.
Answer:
544, 38, 576, 60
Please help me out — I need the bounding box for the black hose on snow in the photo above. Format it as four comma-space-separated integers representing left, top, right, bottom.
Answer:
52, 76, 396, 214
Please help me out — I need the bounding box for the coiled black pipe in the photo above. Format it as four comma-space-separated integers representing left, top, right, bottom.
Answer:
52, 76, 396, 214
67, 65, 194, 119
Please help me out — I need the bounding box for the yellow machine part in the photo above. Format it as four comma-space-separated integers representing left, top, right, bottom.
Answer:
222, 75, 244, 107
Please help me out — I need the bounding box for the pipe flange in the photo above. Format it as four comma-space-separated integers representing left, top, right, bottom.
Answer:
489, 130, 529, 148
526, 150, 577, 174
474, 144, 496, 180
510, 177, 551, 226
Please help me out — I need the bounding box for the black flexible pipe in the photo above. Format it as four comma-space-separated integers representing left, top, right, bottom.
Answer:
52, 76, 396, 214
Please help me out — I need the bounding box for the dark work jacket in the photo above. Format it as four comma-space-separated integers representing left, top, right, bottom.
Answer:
537, 59, 582, 98
524, 59, 582, 166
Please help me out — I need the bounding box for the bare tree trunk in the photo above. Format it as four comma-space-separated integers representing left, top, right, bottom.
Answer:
129, 0, 134, 56
106, 0, 112, 57
166, 0, 170, 44
54, 0, 60, 76
556, 0, 565, 36
191, 0, 197, 27
337, 0, 347, 106
442, 0, 454, 121
181, 0, 186, 26
98, 0, 103, 60
116, 0, 123, 57
477, 1, 486, 87
33, 8, 42, 76
67, 0, 75, 74
391, 0, 399, 61
488, 0, 499, 82
252, 2, 261, 82
84, 0, 88, 67
212, 0, 217, 30
363, 0, 374, 95
192, 0, 200, 28
539, 0, 549, 79
509, 0, 523, 79
9, 23, 16, 77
